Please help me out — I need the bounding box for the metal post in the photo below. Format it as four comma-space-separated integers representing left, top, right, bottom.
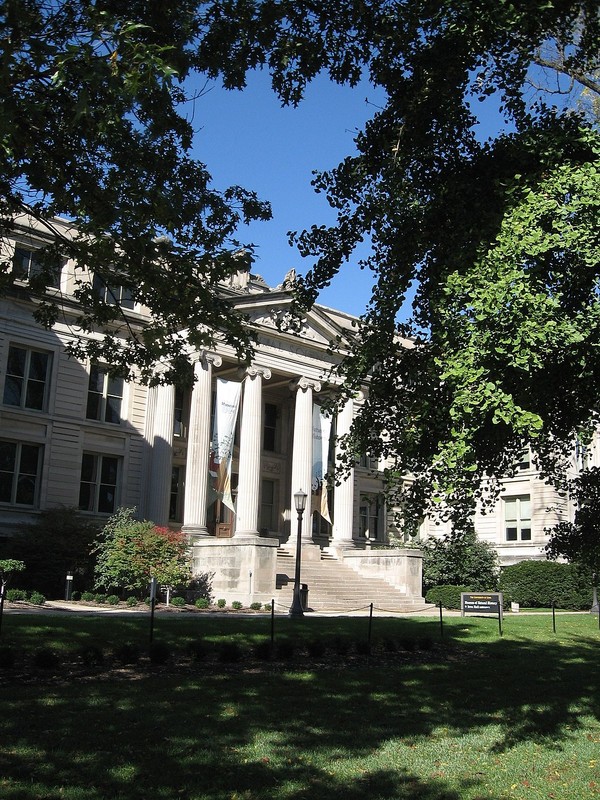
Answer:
270, 598, 275, 646
591, 573, 599, 614
439, 600, 444, 639
65, 574, 73, 602
289, 490, 307, 618
552, 600, 556, 634
149, 577, 157, 643
367, 602, 373, 651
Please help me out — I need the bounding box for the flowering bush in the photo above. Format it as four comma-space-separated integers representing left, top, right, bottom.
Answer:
93, 507, 191, 594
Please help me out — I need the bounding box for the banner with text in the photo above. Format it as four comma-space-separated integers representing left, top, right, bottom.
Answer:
209, 378, 241, 512
312, 403, 332, 523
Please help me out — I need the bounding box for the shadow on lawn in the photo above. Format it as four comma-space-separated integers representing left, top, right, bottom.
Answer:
0, 617, 598, 799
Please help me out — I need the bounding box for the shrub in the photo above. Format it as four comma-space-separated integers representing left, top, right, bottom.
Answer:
170, 596, 186, 607
195, 597, 209, 609
217, 598, 226, 608
126, 596, 139, 607
231, 600, 243, 610
106, 594, 120, 606
0, 508, 98, 599
422, 530, 499, 593
70, 590, 81, 601
250, 602, 262, 611
425, 584, 471, 609
6, 588, 27, 602
28, 591, 45, 605
499, 560, 592, 609
94, 593, 107, 604
263, 602, 273, 612
81, 591, 95, 602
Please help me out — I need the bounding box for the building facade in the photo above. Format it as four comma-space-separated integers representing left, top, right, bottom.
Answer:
0, 216, 577, 602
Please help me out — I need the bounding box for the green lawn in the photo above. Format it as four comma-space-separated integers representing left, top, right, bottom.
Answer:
0, 611, 599, 800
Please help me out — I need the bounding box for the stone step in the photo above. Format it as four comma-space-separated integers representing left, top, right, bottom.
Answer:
275, 547, 426, 613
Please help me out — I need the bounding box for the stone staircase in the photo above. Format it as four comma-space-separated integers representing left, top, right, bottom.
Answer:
275, 547, 429, 613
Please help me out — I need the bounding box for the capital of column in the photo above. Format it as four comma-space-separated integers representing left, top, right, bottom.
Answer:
290, 376, 322, 393
191, 350, 222, 370
238, 365, 272, 381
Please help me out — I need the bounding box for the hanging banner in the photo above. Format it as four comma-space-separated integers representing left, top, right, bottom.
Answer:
209, 379, 241, 512
312, 404, 332, 523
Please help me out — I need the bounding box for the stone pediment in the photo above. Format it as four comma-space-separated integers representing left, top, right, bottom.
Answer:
232, 294, 355, 349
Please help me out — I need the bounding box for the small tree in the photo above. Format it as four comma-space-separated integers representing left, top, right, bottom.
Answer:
422, 529, 499, 593
0, 559, 25, 635
93, 508, 191, 594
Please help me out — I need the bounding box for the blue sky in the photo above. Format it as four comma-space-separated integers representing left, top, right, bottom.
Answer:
188, 70, 383, 317
189, 70, 509, 319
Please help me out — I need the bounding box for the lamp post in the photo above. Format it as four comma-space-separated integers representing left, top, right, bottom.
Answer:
592, 572, 599, 614
289, 489, 308, 618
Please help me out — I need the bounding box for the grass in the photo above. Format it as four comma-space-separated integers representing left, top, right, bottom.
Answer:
0, 611, 599, 799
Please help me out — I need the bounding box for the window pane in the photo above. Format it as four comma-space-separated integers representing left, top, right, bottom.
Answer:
3, 376, 23, 406
19, 444, 40, 475
107, 376, 123, 398
86, 393, 101, 420
28, 351, 48, 381
78, 483, 93, 511
520, 498, 531, 519
506, 527, 518, 541
88, 365, 104, 393
80, 453, 96, 483
25, 379, 45, 410
0, 472, 12, 502
105, 397, 121, 424
98, 485, 116, 513
7, 346, 26, 377
521, 527, 532, 541
15, 475, 36, 505
0, 441, 16, 471
100, 456, 118, 485
13, 248, 31, 278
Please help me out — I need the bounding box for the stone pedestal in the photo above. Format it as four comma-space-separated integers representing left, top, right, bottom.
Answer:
191, 537, 279, 605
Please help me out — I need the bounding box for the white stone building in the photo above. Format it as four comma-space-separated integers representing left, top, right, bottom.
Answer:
0, 215, 425, 607
0, 215, 577, 604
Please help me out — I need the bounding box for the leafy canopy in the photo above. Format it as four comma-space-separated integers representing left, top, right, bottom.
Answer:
0, 0, 270, 383
196, 0, 600, 527
93, 507, 191, 592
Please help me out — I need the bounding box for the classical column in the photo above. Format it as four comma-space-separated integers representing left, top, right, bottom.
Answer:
290, 377, 321, 542
146, 382, 175, 526
183, 352, 222, 536
235, 365, 271, 538
332, 395, 356, 547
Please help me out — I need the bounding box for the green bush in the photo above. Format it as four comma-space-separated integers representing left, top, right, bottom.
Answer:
425, 584, 472, 609
263, 602, 273, 611
170, 596, 186, 607
70, 590, 81, 601
94, 593, 107, 604
217, 598, 226, 608
106, 594, 120, 605
126, 596, 139, 607
231, 600, 243, 610
6, 588, 27, 602
0, 507, 98, 598
499, 560, 592, 609
28, 591, 45, 605
250, 602, 262, 610
195, 597, 209, 609
422, 530, 498, 593
81, 591, 95, 602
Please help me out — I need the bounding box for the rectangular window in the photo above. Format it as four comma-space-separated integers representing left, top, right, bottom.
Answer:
260, 479, 276, 531
517, 450, 531, 471
93, 274, 135, 309
78, 453, 120, 513
0, 440, 43, 506
359, 494, 381, 540
86, 365, 123, 424
173, 388, 187, 438
263, 403, 278, 452
169, 465, 184, 522
13, 246, 60, 288
504, 495, 532, 541
3, 345, 51, 411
